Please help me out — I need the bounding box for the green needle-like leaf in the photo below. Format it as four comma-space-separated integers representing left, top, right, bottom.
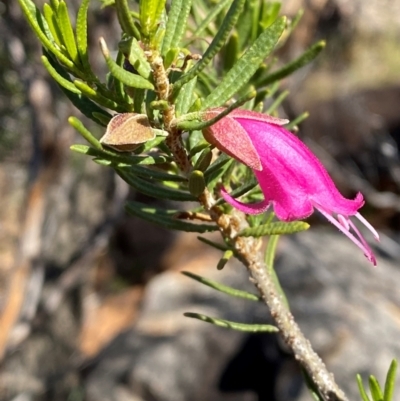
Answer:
71, 144, 167, 165
117, 164, 186, 182
125, 201, 218, 233
115, 0, 140, 38
196, 236, 228, 251
44, 50, 111, 125
357, 375, 372, 401
205, 156, 234, 190
140, 0, 166, 38
118, 170, 196, 201
68, 117, 102, 149
176, 89, 256, 131
162, 0, 192, 55
57, 1, 79, 64
73, 80, 126, 111
369, 376, 384, 401
182, 271, 261, 301
265, 234, 279, 272
190, 0, 233, 41
184, 312, 278, 332
41, 55, 82, 94
257, 40, 326, 87
222, 32, 239, 72
202, 16, 285, 109
43, 3, 63, 48
175, 77, 198, 117
384, 360, 398, 401
76, 0, 91, 70
100, 38, 154, 90
239, 221, 310, 237
119, 37, 152, 80
172, 0, 246, 96
266, 90, 289, 114
18, 0, 76, 70
284, 111, 309, 131
264, 234, 289, 308
217, 250, 234, 270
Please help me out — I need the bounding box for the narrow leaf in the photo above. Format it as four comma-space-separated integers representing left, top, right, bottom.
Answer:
175, 77, 197, 117
44, 50, 111, 125
190, 0, 233, 41
284, 111, 309, 131
162, 0, 192, 55
369, 376, 384, 401
266, 90, 289, 114
239, 221, 310, 237
184, 312, 278, 332
172, 0, 246, 96
17, 0, 75, 70
205, 157, 234, 190
140, 0, 166, 38
217, 250, 234, 270
41, 55, 81, 94
357, 375, 372, 401
264, 234, 289, 309
182, 271, 261, 301
57, 1, 79, 64
68, 117, 102, 149
196, 236, 228, 252
76, 0, 91, 70
70, 144, 167, 165
43, 4, 63, 48
119, 164, 186, 182
73, 80, 125, 111
222, 32, 239, 72
176, 89, 256, 131
257, 41, 326, 87
202, 16, 286, 108
119, 37, 152, 79
125, 201, 218, 233
384, 360, 398, 401
115, 0, 140, 38
100, 38, 154, 90
118, 170, 196, 201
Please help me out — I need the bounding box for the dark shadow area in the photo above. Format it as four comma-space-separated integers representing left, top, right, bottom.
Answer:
219, 334, 303, 401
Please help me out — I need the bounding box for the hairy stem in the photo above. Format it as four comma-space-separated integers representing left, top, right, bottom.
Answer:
146, 50, 191, 174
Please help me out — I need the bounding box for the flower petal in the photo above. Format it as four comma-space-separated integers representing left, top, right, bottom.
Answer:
221, 187, 270, 215
203, 112, 262, 171
236, 118, 364, 216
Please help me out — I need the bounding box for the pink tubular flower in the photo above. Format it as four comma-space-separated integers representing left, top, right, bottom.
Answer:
202, 108, 379, 265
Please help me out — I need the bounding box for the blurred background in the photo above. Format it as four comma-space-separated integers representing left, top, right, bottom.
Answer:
1, 0, 400, 400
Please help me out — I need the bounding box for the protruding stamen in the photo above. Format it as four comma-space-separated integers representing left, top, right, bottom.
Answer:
315, 206, 377, 266
338, 214, 350, 230
355, 212, 380, 241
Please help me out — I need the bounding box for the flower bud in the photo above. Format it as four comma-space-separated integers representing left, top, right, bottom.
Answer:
188, 170, 206, 197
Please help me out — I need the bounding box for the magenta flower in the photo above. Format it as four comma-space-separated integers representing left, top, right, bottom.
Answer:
202, 108, 379, 265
